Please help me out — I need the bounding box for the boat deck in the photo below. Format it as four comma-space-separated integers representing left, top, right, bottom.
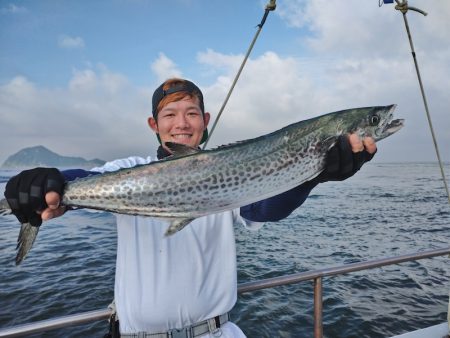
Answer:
390, 322, 449, 338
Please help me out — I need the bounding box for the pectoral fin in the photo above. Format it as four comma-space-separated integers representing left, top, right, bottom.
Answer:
164, 218, 195, 236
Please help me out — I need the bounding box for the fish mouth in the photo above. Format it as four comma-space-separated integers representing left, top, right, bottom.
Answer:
376, 105, 403, 140
376, 118, 404, 141
385, 118, 404, 135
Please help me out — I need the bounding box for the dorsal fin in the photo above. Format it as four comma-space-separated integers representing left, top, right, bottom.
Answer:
165, 142, 201, 157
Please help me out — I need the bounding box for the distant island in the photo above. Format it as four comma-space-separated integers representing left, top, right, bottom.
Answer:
1, 146, 105, 169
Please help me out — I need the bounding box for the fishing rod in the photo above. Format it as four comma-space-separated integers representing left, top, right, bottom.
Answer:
202, 0, 277, 149
381, 0, 450, 205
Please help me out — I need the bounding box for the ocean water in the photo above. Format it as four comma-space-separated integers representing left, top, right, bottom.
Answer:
0, 162, 449, 338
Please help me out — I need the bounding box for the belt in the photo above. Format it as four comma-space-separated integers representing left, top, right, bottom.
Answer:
120, 313, 229, 338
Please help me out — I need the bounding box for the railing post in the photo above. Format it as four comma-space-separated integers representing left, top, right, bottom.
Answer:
314, 277, 323, 338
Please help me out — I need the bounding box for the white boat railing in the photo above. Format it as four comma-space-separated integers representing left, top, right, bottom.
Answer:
1, 247, 449, 338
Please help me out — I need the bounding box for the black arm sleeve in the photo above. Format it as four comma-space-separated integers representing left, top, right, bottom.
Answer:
62, 169, 100, 181
240, 180, 318, 222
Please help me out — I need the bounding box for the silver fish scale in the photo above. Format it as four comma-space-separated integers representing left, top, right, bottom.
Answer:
62, 123, 334, 218
59, 105, 400, 220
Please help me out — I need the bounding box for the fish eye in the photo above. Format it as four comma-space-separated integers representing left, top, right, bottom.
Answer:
369, 115, 380, 126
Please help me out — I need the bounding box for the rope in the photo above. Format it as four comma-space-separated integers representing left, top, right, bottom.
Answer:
394, 0, 450, 205
202, 1, 276, 149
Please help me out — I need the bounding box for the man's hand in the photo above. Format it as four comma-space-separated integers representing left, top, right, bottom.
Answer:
41, 191, 66, 221
4, 168, 66, 226
316, 133, 377, 183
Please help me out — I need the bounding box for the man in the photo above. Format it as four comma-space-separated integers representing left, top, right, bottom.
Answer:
4, 78, 377, 337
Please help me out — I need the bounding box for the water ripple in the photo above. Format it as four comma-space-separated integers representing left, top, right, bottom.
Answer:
1, 163, 450, 337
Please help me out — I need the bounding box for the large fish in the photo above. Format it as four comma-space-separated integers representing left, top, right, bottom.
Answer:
1, 105, 403, 264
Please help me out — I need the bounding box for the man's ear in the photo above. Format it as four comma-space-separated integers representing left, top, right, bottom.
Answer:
148, 117, 158, 133
203, 112, 211, 128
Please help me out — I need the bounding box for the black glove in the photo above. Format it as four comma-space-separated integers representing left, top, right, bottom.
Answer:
315, 135, 376, 183
4, 168, 65, 226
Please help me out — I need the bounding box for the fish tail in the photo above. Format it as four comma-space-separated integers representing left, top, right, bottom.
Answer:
16, 222, 40, 265
1, 197, 41, 265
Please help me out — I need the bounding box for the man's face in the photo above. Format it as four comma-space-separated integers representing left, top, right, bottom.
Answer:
148, 95, 210, 151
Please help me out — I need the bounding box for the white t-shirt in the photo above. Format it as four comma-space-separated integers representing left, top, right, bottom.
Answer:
92, 156, 263, 335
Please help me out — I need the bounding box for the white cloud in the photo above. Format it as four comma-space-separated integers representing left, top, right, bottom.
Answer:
277, 0, 450, 59
151, 53, 183, 83
1, 1, 449, 165
197, 49, 243, 71
1, 4, 27, 14
69, 64, 129, 95
276, 0, 308, 29
2, 39, 448, 166
268, 0, 449, 162
58, 35, 85, 49
0, 66, 155, 165
196, 44, 449, 162
199, 51, 318, 133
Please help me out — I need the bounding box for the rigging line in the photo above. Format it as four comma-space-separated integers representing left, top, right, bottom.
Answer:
395, 0, 450, 205
202, 0, 277, 150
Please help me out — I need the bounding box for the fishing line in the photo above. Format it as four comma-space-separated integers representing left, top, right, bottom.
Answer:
382, 2, 450, 331
386, 0, 450, 205
202, 0, 277, 149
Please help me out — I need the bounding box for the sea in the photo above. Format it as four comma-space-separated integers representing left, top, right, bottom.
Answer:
0, 162, 449, 338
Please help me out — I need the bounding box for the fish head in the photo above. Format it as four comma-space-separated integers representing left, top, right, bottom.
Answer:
344, 104, 404, 141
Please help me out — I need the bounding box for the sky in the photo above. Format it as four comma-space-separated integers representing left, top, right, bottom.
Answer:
0, 0, 449, 165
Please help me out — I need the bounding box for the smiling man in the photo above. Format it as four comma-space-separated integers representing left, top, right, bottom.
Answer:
4, 77, 377, 337
148, 79, 211, 153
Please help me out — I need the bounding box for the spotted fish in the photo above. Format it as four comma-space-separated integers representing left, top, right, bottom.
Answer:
0, 105, 403, 264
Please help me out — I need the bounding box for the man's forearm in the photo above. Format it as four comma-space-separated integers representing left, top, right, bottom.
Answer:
240, 180, 318, 222
62, 169, 100, 182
